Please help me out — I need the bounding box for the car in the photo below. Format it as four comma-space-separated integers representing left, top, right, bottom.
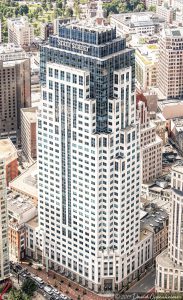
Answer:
53, 288, 60, 295
44, 286, 53, 295
34, 276, 44, 285
60, 294, 67, 300
16, 265, 23, 271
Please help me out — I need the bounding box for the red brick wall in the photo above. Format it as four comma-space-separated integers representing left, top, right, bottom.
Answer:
6, 159, 18, 186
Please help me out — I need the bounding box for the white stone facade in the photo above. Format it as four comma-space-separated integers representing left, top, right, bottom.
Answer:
156, 164, 183, 292
37, 59, 153, 292
8, 17, 34, 47
0, 160, 9, 281
137, 101, 162, 184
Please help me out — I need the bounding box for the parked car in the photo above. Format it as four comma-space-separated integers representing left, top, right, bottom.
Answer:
44, 286, 53, 295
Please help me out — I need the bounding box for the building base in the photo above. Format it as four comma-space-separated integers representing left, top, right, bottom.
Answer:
156, 249, 183, 292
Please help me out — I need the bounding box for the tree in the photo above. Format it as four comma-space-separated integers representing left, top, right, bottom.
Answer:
19, 5, 29, 15
65, 7, 73, 17
148, 5, 156, 12
135, 3, 145, 11
103, 0, 119, 16
21, 278, 37, 297
8, 289, 29, 300
56, 0, 63, 9
73, 0, 81, 18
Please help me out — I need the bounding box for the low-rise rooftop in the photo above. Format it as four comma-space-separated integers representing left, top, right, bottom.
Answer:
0, 138, 17, 161
111, 12, 165, 27
141, 207, 168, 233
21, 107, 37, 123
10, 162, 38, 200
26, 216, 39, 229
0, 43, 27, 61
7, 190, 37, 222
136, 44, 159, 65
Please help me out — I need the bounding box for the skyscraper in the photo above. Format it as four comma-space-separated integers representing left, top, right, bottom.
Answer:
38, 18, 151, 292
0, 158, 10, 281
137, 99, 162, 183
158, 28, 183, 99
156, 163, 183, 292
7, 17, 34, 47
0, 44, 31, 143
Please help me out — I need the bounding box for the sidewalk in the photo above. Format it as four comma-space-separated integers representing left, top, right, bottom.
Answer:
22, 263, 114, 300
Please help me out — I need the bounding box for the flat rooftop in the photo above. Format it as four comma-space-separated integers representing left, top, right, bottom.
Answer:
111, 12, 164, 27
141, 207, 168, 232
172, 162, 183, 174
8, 16, 30, 26
10, 162, 38, 199
21, 107, 37, 123
140, 228, 152, 241
164, 27, 183, 37
136, 44, 159, 65
26, 216, 39, 229
0, 138, 17, 160
0, 43, 28, 62
0, 43, 24, 54
7, 191, 36, 216
156, 249, 183, 270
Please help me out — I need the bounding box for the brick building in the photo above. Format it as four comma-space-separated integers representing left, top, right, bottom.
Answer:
0, 138, 18, 186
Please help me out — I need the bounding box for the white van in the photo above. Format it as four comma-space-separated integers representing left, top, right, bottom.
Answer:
34, 276, 44, 284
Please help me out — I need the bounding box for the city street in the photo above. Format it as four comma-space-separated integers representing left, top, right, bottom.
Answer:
127, 269, 156, 294
20, 263, 114, 300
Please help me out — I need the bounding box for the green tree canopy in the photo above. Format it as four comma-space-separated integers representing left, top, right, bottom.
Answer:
19, 5, 29, 15
21, 278, 37, 297
8, 289, 29, 300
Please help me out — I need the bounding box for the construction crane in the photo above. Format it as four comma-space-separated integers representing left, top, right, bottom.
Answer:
0, 280, 12, 300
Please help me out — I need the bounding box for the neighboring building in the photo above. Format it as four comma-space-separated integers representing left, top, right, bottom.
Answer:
152, 113, 168, 145
145, 0, 163, 9
7, 190, 37, 262
170, 118, 183, 152
0, 139, 18, 186
110, 12, 165, 37
137, 100, 163, 183
40, 23, 54, 41
26, 217, 42, 261
38, 19, 153, 292
0, 158, 10, 281
0, 21, 1, 43
21, 107, 37, 163
31, 54, 40, 93
158, 99, 183, 120
157, 28, 183, 99
7, 17, 34, 47
156, 4, 175, 24
173, 0, 183, 11
156, 163, 183, 292
9, 162, 38, 205
137, 91, 158, 113
0, 44, 31, 143
141, 205, 168, 259
136, 44, 159, 90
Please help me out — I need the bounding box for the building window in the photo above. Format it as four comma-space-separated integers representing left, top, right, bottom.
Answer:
79, 76, 83, 85
60, 71, 64, 80
79, 89, 83, 98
